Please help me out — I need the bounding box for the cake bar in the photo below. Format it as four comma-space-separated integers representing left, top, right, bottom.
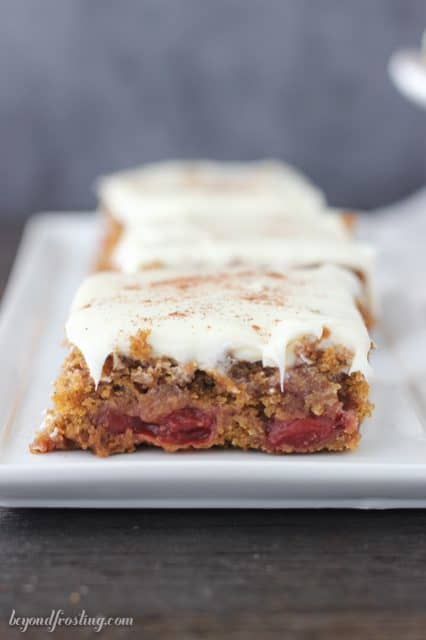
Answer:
97, 159, 326, 224
95, 160, 375, 322
100, 209, 374, 317
31, 265, 373, 457
95, 159, 328, 270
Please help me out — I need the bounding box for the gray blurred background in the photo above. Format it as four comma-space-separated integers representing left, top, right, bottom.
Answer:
0, 0, 425, 220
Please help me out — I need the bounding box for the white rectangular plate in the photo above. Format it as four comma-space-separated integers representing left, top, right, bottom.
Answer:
0, 212, 425, 508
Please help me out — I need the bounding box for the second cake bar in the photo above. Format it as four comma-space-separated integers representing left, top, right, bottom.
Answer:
95, 160, 375, 322
95, 159, 328, 270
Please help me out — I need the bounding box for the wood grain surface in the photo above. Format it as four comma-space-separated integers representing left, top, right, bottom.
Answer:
0, 224, 425, 640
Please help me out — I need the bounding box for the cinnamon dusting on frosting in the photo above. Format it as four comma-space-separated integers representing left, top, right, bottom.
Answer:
66, 265, 372, 387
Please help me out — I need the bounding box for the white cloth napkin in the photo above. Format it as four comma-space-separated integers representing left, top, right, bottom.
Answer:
359, 188, 426, 412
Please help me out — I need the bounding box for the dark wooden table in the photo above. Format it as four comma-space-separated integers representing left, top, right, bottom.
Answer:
0, 224, 425, 640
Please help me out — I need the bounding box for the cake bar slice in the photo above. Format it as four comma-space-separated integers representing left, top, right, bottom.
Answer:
95, 160, 374, 323
101, 210, 374, 322
31, 265, 373, 457
95, 159, 328, 270
97, 159, 326, 225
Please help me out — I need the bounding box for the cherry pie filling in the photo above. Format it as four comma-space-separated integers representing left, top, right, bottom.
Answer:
94, 402, 358, 450
94, 406, 216, 446
265, 410, 358, 450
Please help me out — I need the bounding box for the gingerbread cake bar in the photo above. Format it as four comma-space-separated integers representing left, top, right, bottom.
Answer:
95, 158, 329, 270
99, 209, 374, 316
97, 159, 327, 224
31, 265, 373, 457
95, 160, 375, 321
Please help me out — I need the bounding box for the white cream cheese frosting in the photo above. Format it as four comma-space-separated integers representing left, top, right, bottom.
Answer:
97, 159, 326, 223
110, 210, 374, 279
109, 208, 375, 313
66, 265, 372, 387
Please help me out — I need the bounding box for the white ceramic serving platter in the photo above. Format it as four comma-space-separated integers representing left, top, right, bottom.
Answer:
0, 211, 425, 508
